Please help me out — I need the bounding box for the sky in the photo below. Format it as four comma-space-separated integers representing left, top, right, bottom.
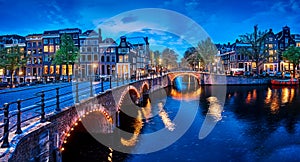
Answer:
0, 0, 299, 56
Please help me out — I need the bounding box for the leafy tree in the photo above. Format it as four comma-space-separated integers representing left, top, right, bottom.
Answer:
239, 25, 268, 74
184, 47, 199, 69
161, 48, 178, 70
196, 38, 218, 72
52, 34, 79, 82
282, 46, 300, 78
0, 46, 27, 87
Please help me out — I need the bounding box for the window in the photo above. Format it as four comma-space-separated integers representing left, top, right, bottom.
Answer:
106, 48, 110, 53
269, 50, 274, 56
44, 55, 48, 62
62, 65, 66, 75
112, 55, 116, 62
56, 65, 60, 74
68, 65, 72, 75
27, 42, 31, 48
101, 56, 105, 62
111, 48, 115, 53
124, 55, 128, 62
268, 44, 273, 49
94, 54, 98, 61
55, 45, 59, 51
44, 39, 48, 44
32, 49, 36, 54
0, 69, 3, 75
297, 42, 300, 47
93, 47, 98, 53
269, 37, 273, 42
87, 55, 92, 61
38, 42, 42, 47
106, 56, 110, 62
44, 65, 48, 74
49, 45, 54, 53
81, 55, 86, 62
33, 42, 37, 48
119, 55, 123, 62
87, 47, 92, 53
285, 38, 289, 44
34, 58, 37, 64
27, 50, 32, 55
44, 46, 49, 52
38, 48, 42, 54
39, 58, 43, 64
55, 38, 60, 44
27, 58, 31, 64
50, 66, 54, 74
50, 39, 54, 44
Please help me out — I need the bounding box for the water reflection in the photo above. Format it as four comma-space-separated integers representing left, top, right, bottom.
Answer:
206, 97, 222, 122
158, 102, 175, 131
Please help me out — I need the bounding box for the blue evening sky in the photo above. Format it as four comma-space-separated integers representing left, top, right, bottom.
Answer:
1, 0, 299, 55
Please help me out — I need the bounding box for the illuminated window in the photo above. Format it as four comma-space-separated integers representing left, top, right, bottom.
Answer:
44, 46, 49, 52
56, 65, 60, 74
111, 48, 115, 53
44, 65, 48, 74
27, 50, 32, 55
50, 66, 54, 74
269, 50, 274, 56
68, 65, 72, 75
269, 58, 273, 62
268, 44, 273, 48
0, 69, 3, 75
49, 45, 54, 53
62, 65, 66, 75
56, 45, 59, 51
297, 43, 300, 47
124, 55, 128, 62
119, 55, 123, 62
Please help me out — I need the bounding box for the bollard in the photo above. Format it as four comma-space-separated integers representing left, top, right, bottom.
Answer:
40, 91, 46, 123
109, 75, 112, 89
1, 103, 10, 148
101, 78, 104, 92
15, 100, 22, 134
55, 88, 60, 111
75, 82, 79, 103
90, 78, 93, 97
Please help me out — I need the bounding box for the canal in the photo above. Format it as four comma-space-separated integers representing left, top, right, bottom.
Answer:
62, 76, 300, 161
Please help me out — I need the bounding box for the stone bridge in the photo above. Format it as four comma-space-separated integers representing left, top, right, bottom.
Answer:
6, 75, 169, 162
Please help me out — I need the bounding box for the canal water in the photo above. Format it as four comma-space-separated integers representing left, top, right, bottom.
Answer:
62, 76, 300, 161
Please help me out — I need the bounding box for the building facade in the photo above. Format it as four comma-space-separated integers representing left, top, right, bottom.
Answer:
42, 28, 81, 82
25, 34, 43, 82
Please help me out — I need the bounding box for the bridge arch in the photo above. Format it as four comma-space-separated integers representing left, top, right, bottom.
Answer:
168, 72, 201, 85
140, 81, 150, 93
60, 104, 113, 152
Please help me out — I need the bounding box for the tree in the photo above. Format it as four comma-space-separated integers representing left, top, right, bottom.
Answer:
239, 25, 268, 74
161, 48, 178, 70
282, 46, 300, 78
184, 47, 199, 70
196, 38, 218, 72
52, 34, 79, 82
0, 46, 27, 88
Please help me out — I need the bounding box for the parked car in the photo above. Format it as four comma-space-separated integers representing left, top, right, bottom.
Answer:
275, 71, 283, 78
283, 71, 291, 78
234, 71, 244, 76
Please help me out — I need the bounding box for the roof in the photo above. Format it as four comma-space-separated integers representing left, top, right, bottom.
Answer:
126, 36, 148, 45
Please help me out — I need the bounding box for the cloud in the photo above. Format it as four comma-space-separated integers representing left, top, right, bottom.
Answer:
121, 15, 138, 24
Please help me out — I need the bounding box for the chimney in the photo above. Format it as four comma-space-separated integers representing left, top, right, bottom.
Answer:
98, 28, 102, 43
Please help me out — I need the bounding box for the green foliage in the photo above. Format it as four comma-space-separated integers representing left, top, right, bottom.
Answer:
283, 46, 300, 77
52, 34, 79, 82
52, 34, 79, 65
161, 48, 178, 69
184, 38, 218, 71
0, 45, 27, 87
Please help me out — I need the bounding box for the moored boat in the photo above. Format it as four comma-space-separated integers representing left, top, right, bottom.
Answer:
271, 78, 299, 85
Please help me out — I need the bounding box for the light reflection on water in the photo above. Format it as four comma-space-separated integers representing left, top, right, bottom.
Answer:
62, 76, 300, 161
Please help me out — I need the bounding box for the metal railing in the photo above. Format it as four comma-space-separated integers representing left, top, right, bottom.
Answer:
0, 74, 166, 148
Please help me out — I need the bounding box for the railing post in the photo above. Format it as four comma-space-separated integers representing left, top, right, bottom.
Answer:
40, 91, 46, 123
15, 100, 22, 134
90, 78, 93, 97
101, 77, 104, 92
55, 88, 60, 111
75, 82, 79, 103
1, 103, 10, 148
109, 75, 112, 89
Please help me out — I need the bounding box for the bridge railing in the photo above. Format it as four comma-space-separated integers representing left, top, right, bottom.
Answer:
0, 74, 167, 149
